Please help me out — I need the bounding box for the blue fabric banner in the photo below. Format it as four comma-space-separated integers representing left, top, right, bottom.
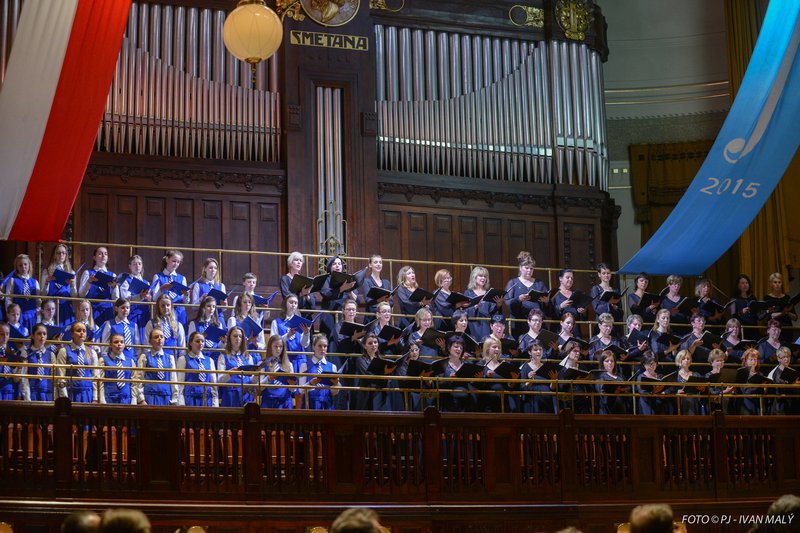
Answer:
619, 0, 800, 276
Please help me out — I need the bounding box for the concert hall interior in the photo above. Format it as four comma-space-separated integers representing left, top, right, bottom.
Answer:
1, 0, 800, 532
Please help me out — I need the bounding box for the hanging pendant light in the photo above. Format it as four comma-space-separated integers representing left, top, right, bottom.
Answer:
223, 0, 283, 84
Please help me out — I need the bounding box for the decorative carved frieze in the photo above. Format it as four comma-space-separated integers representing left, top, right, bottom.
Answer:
85, 163, 286, 194
376, 181, 554, 210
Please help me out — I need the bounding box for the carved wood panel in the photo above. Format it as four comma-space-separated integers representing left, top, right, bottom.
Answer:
74, 161, 284, 291
377, 208, 556, 291
375, 174, 614, 291
561, 220, 599, 288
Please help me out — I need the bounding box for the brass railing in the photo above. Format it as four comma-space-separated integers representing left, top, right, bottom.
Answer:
53, 238, 598, 294
1, 361, 793, 416
12, 239, 797, 355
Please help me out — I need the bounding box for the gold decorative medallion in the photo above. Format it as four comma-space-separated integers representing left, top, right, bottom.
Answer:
508, 5, 544, 28
555, 0, 593, 40
300, 0, 360, 27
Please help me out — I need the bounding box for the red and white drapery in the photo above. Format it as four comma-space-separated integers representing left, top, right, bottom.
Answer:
0, 0, 131, 241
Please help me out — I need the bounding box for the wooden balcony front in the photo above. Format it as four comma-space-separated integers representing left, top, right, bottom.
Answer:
2, 399, 799, 532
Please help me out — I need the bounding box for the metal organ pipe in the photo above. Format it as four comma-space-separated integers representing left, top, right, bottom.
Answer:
537, 43, 553, 181
0, 0, 22, 87
577, 43, 590, 186
375, 25, 386, 102
2, 2, 609, 182
374, 24, 608, 190
333, 89, 343, 248
87, 1, 281, 162
316, 88, 345, 256
161, 5, 173, 66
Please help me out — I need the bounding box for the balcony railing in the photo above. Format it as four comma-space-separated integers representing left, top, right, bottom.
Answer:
2, 400, 799, 504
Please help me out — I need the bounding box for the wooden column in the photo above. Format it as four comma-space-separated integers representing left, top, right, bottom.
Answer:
282, 4, 379, 258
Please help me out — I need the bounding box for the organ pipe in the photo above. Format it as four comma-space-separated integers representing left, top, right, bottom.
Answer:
375, 25, 608, 189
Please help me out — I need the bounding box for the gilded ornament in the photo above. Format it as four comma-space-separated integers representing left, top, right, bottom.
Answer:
555, 0, 592, 41
281, 1, 307, 22
508, 5, 544, 28
301, 0, 360, 27
370, 0, 405, 12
